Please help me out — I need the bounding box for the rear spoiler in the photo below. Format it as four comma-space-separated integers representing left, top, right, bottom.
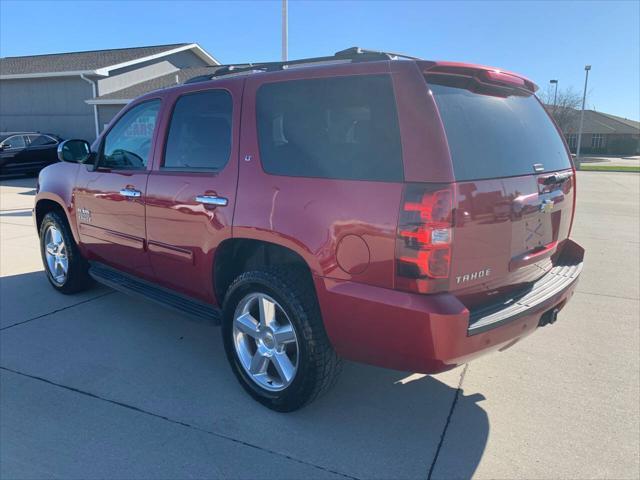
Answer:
418, 60, 538, 93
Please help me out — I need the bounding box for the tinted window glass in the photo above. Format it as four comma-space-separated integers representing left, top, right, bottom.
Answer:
3, 135, 26, 149
101, 100, 160, 170
28, 135, 57, 146
429, 82, 570, 181
164, 90, 232, 170
256, 75, 403, 182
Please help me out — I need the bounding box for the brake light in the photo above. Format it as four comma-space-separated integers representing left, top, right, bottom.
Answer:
480, 70, 526, 88
395, 184, 455, 293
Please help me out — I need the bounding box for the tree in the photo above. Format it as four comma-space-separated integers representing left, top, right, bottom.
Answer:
538, 86, 582, 133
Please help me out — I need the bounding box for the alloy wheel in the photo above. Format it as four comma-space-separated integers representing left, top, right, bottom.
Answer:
232, 292, 299, 392
44, 225, 68, 285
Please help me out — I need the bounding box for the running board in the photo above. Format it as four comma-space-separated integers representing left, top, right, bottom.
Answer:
88, 262, 221, 325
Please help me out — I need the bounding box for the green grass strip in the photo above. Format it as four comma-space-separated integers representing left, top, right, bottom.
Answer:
579, 165, 640, 172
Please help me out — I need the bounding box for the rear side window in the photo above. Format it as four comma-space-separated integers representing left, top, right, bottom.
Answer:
28, 135, 57, 146
256, 75, 403, 182
429, 81, 570, 181
164, 90, 232, 170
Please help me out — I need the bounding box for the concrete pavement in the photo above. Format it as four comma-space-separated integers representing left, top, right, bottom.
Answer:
1, 172, 638, 479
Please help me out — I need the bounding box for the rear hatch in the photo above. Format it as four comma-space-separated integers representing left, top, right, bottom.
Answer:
426, 69, 575, 309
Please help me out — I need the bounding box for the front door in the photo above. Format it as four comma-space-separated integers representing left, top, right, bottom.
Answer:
145, 82, 241, 304
74, 98, 162, 277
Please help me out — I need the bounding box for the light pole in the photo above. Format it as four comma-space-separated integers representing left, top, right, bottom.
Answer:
282, 0, 288, 61
575, 65, 591, 170
550, 79, 558, 109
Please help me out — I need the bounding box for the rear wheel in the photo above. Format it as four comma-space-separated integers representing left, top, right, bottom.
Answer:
39, 211, 92, 294
222, 268, 341, 412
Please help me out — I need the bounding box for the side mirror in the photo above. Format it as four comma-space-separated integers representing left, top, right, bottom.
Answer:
57, 139, 92, 163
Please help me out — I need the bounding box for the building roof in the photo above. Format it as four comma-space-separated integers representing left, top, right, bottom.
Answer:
594, 112, 640, 132
87, 67, 218, 104
574, 110, 640, 135
546, 105, 640, 135
0, 43, 218, 78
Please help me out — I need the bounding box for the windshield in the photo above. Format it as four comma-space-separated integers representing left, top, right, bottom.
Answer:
429, 81, 571, 181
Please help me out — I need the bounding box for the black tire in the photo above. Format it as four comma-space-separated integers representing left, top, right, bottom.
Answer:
39, 211, 92, 294
222, 267, 342, 412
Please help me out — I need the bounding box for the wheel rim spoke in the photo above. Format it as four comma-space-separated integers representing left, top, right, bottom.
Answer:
51, 227, 62, 244
273, 324, 296, 344
249, 351, 270, 374
234, 313, 260, 338
272, 352, 295, 384
259, 296, 276, 328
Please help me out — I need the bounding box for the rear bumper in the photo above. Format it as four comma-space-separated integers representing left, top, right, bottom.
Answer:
315, 239, 584, 374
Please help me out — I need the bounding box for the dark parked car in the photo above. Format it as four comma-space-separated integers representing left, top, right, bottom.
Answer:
0, 132, 61, 176
34, 48, 584, 411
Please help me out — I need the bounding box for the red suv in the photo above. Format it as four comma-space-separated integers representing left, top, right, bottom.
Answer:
34, 48, 584, 411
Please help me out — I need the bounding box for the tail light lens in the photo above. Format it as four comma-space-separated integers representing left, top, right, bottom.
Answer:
396, 184, 455, 293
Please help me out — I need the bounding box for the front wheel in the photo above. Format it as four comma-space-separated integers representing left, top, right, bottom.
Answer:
39, 211, 92, 294
222, 268, 341, 412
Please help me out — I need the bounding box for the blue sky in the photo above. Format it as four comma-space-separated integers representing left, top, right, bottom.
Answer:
1, 0, 638, 120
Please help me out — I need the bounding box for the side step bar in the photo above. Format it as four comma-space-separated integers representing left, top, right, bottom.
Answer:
88, 262, 221, 325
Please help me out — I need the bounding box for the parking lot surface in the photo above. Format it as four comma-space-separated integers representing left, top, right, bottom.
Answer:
1, 172, 638, 479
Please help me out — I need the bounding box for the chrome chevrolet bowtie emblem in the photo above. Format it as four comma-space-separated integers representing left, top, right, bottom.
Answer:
539, 199, 554, 213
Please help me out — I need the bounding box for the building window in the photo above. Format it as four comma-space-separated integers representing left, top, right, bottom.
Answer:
566, 134, 577, 149
591, 133, 605, 149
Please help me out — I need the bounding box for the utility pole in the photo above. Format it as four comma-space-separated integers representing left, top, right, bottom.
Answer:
282, 0, 288, 61
575, 65, 591, 170
550, 79, 558, 109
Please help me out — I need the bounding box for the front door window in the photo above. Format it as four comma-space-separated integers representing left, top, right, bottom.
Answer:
100, 100, 161, 170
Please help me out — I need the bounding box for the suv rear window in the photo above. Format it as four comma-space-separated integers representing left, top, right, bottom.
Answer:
429, 81, 571, 181
256, 75, 403, 182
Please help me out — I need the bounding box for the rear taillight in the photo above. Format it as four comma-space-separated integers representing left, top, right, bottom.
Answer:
395, 184, 455, 293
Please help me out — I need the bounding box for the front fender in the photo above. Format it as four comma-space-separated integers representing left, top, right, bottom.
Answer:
35, 162, 81, 242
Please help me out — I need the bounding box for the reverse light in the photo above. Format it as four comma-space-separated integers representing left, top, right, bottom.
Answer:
396, 184, 455, 293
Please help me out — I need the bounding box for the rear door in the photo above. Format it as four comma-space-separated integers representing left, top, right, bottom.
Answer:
426, 76, 575, 307
234, 64, 405, 289
26, 134, 59, 168
144, 81, 241, 304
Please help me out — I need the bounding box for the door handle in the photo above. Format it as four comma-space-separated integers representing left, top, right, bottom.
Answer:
195, 195, 228, 207
119, 188, 142, 198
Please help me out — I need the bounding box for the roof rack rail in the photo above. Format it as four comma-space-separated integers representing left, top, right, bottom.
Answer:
184, 47, 420, 84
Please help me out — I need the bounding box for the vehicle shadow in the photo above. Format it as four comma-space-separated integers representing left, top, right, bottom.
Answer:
0, 210, 32, 217
0, 176, 37, 188
0, 270, 489, 479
